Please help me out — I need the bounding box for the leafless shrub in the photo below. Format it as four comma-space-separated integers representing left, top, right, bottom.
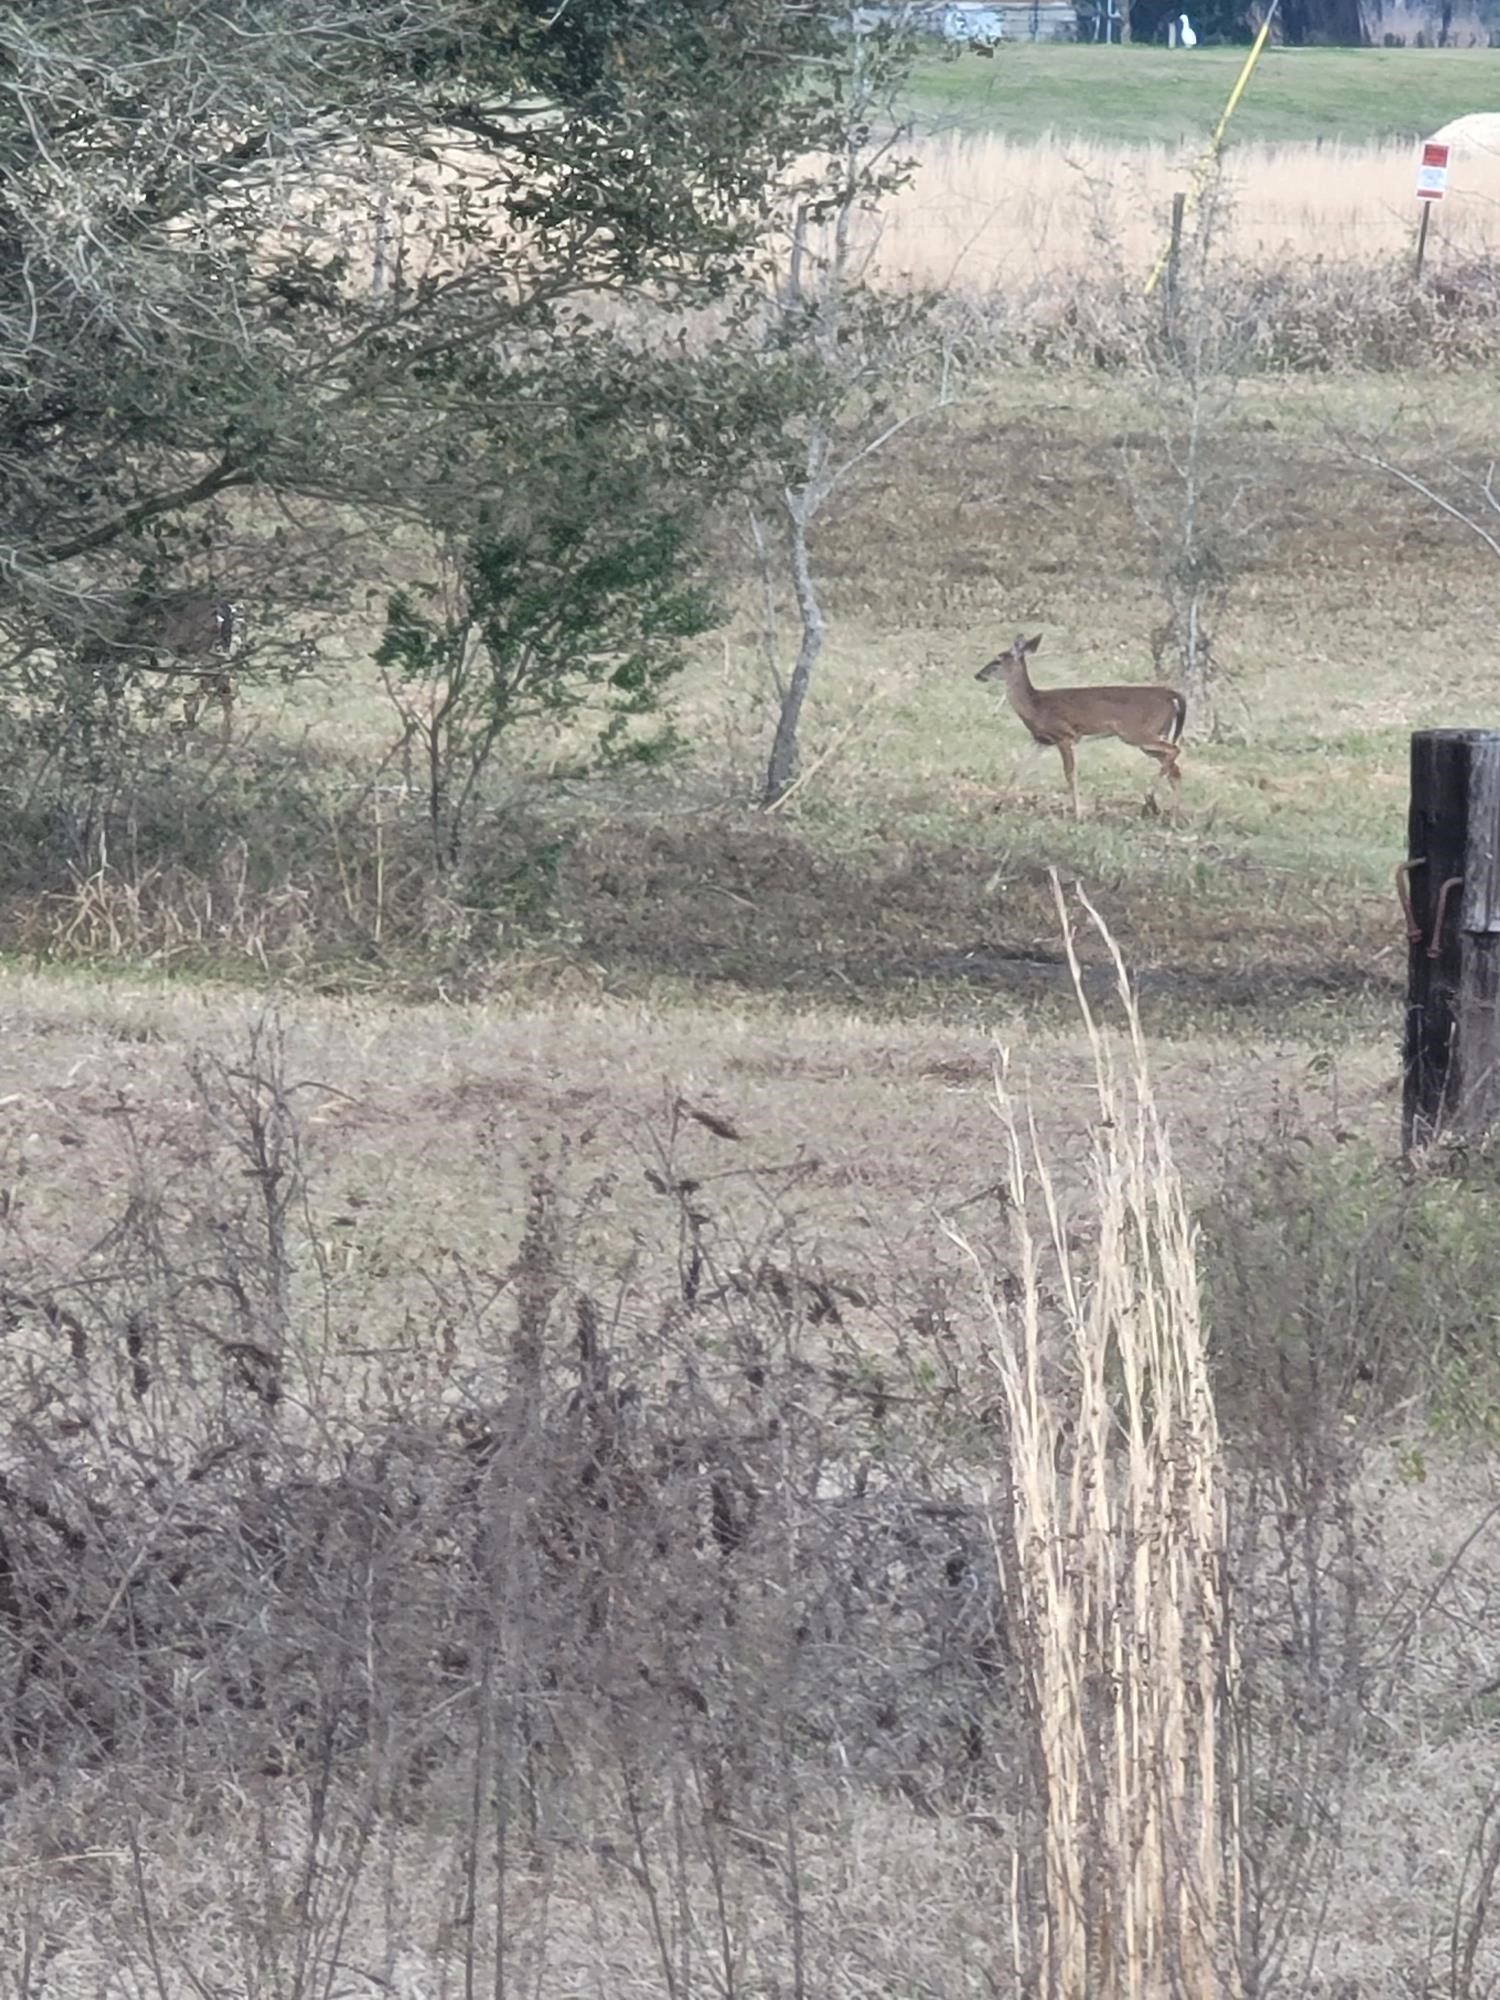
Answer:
1195, 1108, 1500, 1998
1003, 251, 1500, 379
0, 1012, 1020, 1994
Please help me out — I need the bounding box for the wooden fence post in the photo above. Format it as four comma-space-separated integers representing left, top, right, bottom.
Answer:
1164, 190, 1186, 335
1403, 729, 1500, 1150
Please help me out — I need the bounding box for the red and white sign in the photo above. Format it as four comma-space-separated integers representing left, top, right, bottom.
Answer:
1417, 140, 1451, 202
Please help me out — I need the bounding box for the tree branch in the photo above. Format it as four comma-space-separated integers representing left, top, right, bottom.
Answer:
1351, 450, 1500, 565
38, 454, 250, 565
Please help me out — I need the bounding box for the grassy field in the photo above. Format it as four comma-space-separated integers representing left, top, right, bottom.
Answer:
8, 46, 1500, 1997
12, 369, 1492, 1036
870, 127, 1500, 285
908, 42, 1500, 144
7, 398, 1500, 1987
868, 47, 1500, 308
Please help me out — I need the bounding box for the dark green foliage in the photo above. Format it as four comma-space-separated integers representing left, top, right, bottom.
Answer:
0, 0, 845, 728
376, 372, 721, 860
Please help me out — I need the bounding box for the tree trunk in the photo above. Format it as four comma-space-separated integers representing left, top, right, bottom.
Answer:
761, 501, 824, 807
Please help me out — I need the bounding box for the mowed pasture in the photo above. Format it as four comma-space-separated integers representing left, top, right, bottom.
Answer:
7, 45, 1500, 1998
887, 40, 1500, 285
908, 41, 1500, 144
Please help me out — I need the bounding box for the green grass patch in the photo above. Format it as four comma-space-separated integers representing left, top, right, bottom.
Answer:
906, 44, 1500, 145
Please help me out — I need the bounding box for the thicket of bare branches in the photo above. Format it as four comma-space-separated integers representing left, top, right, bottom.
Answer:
0, 1017, 1019, 1992
3, 973, 1496, 1993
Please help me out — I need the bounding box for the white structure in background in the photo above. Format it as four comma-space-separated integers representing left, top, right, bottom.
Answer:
1177, 12, 1199, 43
1419, 115, 1500, 246
928, 4, 1007, 39
1425, 112, 1500, 163
906, 1, 1079, 42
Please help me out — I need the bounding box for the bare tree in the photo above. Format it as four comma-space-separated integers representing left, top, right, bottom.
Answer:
1351, 447, 1500, 562
1056, 167, 1265, 735
1129, 174, 1264, 733
742, 7, 960, 808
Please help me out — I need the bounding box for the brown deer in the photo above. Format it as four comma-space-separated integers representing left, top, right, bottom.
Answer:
78, 589, 241, 740
975, 632, 1186, 820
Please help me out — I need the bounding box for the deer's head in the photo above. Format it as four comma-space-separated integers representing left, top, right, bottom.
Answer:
976, 633, 1042, 683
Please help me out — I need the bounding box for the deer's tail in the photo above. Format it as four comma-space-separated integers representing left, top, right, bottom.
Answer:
1168, 690, 1187, 744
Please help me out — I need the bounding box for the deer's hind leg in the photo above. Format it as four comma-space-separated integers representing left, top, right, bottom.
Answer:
1140, 740, 1183, 820
208, 672, 236, 745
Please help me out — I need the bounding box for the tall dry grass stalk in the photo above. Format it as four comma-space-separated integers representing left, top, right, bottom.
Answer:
188, 121, 1500, 308
866, 131, 1500, 288
955, 882, 1239, 2000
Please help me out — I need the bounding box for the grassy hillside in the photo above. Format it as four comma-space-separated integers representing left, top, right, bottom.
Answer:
11, 370, 1491, 1042
907, 43, 1500, 144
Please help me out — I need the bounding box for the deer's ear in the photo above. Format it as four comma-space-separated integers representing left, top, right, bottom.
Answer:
1025, 633, 1043, 653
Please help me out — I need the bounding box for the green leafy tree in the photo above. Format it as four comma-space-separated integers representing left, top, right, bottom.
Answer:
374, 330, 813, 858
377, 443, 715, 863
0, 1, 848, 740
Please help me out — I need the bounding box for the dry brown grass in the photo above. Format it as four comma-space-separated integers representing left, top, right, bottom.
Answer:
1, 962, 1497, 1998
957, 891, 1239, 1997
205, 107, 1500, 303
0, 960, 1391, 1298
866, 131, 1500, 291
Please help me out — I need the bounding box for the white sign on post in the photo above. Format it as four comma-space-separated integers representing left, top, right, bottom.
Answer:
1417, 140, 1452, 202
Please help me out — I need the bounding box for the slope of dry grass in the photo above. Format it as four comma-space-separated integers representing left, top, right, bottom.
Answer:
0, 963, 1389, 1284
870, 129, 1500, 289
1, 964, 1496, 1998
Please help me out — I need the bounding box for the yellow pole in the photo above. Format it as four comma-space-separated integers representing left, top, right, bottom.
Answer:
1144, 3, 1280, 297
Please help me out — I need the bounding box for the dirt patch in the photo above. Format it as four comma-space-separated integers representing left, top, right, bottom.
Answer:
0, 966, 1396, 1307
563, 812, 1397, 1036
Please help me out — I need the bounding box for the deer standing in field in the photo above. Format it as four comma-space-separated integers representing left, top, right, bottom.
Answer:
78, 589, 241, 740
975, 632, 1186, 820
